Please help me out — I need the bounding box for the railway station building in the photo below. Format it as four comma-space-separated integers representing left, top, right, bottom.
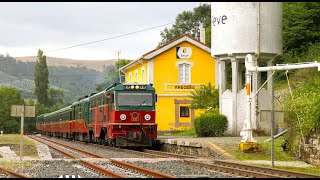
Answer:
119, 34, 216, 132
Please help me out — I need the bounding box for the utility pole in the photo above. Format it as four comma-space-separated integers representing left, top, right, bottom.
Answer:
116, 50, 121, 82
20, 104, 25, 162
11, 104, 35, 162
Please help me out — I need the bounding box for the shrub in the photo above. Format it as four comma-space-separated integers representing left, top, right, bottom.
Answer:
194, 112, 228, 137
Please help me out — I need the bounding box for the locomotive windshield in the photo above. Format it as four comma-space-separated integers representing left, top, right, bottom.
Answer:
117, 92, 153, 106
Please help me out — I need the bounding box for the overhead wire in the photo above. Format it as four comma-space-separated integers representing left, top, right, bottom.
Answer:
45, 22, 174, 53
0, 22, 175, 77
0, 21, 174, 58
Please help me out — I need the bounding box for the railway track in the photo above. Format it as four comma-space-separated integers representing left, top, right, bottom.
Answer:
0, 166, 31, 178
32, 135, 320, 178
213, 159, 320, 178
29, 135, 175, 178
140, 149, 320, 178
142, 150, 320, 178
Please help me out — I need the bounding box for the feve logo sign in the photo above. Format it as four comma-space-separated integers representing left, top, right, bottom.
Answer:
176, 47, 192, 59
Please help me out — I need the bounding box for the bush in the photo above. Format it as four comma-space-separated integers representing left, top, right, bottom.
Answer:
194, 112, 228, 137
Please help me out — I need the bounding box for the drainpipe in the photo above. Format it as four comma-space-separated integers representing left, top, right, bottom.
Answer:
253, 2, 261, 130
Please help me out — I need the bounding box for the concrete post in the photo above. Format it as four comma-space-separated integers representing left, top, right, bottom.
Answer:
252, 58, 258, 129
218, 60, 226, 113
238, 64, 243, 91
231, 57, 239, 134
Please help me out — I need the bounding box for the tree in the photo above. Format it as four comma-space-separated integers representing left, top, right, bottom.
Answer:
189, 82, 219, 112
0, 87, 25, 134
47, 86, 65, 107
96, 59, 131, 91
159, 3, 211, 46
282, 2, 320, 55
34, 49, 49, 105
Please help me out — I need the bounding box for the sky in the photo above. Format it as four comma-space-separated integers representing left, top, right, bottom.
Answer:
0, 2, 205, 60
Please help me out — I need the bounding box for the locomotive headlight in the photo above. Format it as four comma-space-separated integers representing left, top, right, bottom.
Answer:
144, 114, 151, 121
120, 114, 126, 121
131, 85, 134, 89
135, 85, 139, 89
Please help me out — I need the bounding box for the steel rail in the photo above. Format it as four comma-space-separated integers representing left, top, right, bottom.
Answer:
110, 159, 176, 178
28, 135, 125, 178
143, 149, 198, 159
183, 159, 283, 178
80, 159, 124, 178
30, 135, 175, 178
0, 166, 32, 178
214, 160, 320, 178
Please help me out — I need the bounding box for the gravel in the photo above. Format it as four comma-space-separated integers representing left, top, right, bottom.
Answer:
121, 159, 240, 178
39, 136, 147, 159
14, 136, 240, 178
16, 159, 107, 178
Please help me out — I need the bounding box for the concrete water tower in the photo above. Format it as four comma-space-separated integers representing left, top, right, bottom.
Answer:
211, 2, 283, 135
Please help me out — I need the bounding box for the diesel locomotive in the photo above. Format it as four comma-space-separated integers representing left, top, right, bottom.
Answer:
36, 83, 157, 147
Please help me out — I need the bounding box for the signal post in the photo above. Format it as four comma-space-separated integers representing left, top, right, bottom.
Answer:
11, 105, 35, 162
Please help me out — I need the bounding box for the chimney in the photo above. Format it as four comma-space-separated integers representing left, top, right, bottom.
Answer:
199, 23, 206, 44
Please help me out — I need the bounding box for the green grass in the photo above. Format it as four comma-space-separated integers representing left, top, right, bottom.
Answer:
218, 136, 296, 161
158, 128, 197, 137
174, 129, 197, 136
0, 134, 38, 158
0, 160, 32, 169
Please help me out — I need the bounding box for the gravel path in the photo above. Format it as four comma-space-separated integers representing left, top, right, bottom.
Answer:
16, 159, 107, 178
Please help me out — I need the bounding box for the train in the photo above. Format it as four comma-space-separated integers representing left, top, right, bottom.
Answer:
36, 82, 158, 147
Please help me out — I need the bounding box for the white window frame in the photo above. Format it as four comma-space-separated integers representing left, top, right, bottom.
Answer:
176, 60, 193, 84
129, 73, 132, 83
141, 67, 145, 83
134, 70, 138, 83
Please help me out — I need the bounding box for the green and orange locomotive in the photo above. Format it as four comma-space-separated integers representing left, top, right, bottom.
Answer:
36, 83, 157, 147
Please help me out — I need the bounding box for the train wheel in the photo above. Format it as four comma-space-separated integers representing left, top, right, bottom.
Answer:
98, 138, 103, 145
110, 139, 116, 147
103, 133, 108, 146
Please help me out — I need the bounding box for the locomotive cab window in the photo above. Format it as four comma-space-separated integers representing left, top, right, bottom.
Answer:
117, 92, 152, 106
180, 106, 189, 117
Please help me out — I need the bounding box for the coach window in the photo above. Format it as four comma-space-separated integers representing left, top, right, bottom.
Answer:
180, 106, 189, 117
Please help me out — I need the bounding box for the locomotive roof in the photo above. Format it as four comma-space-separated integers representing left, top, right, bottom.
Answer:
105, 83, 155, 92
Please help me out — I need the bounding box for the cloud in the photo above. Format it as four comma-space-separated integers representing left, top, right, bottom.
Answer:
0, 2, 203, 60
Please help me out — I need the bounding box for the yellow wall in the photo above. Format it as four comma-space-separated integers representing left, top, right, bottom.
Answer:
153, 41, 215, 95
125, 60, 148, 83
123, 41, 216, 131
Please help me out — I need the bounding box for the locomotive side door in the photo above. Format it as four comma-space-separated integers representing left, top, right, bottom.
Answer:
84, 101, 90, 128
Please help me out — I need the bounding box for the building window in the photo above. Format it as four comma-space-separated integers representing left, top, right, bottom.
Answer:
129, 73, 132, 83
180, 106, 189, 117
178, 63, 191, 84
141, 68, 145, 83
135, 70, 138, 83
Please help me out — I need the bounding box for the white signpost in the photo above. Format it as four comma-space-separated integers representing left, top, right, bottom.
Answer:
11, 105, 35, 162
